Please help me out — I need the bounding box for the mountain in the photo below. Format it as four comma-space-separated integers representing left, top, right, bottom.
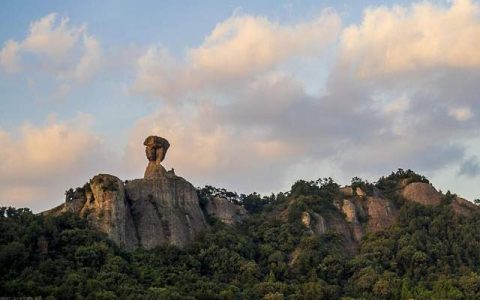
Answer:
2, 136, 480, 299
43, 137, 478, 253
42, 136, 245, 250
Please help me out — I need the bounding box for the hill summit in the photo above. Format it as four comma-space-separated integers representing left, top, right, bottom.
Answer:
43, 136, 478, 252
5, 142, 480, 299
43, 136, 244, 249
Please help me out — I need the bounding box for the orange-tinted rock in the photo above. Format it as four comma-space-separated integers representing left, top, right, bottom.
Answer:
400, 182, 442, 206
340, 186, 354, 197
342, 199, 364, 241
451, 197, 478, 217
366, 196, 396, 232
355, 187, 366, 197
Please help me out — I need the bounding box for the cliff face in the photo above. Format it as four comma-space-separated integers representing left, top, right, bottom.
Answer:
44, 137, 478, 252
400, 182, 442, 206
288, 181, 478, 251
46, 171, 207, 250
204, 196, 247, 225
84, 175, 138, 250
44, 136, 213, 249
125, 174, 206, 248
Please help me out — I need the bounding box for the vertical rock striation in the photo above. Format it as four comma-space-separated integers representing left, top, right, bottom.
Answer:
44, 136, 207, 249
84, 174, 138, 250
204, 196, 248, 225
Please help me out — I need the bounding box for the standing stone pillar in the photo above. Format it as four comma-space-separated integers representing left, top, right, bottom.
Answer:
144, 135, 170, 179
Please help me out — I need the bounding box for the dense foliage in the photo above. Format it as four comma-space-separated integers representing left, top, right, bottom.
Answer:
2, 170, 480, 299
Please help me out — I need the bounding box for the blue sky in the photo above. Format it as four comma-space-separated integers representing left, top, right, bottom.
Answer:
1, 0, 479, 211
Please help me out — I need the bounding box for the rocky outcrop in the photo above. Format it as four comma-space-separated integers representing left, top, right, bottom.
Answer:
400, 182, 442, 206
44, 136, 208, 249
451, 197, 478, 217
312, 212, 327, 234
204, 197, 247, 225
84, 175, 139, 249
293, 180, 453, 248
366, 196, 396, 232
45, 139, 479, 252
399, 182, 479, 216
342, 199, 365, 241
297, 209, 355, 252
300, 211, 328, 235
125, 175, 206, 248
339, 186, 354, 197
355, 187, 366, 197
144, 135, 170, 179
43, 174, 139, 249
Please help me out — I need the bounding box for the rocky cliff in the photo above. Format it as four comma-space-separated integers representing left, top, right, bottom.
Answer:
204, 196, 247, 225
44, 140, 478, 252
283, 177, 478, 253
44, 136, 245, 250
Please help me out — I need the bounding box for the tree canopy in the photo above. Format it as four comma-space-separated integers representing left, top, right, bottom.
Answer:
1, 170, 480, 299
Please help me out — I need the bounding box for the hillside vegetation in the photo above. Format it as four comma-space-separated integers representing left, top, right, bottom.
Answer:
2, 170, 480, 299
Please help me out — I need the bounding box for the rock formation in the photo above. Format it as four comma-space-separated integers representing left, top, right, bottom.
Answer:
365, 196, 396, 232
144, 135, 170, 179
342, 199, 365, 241
204, 196, 247, 225
451, 196, 478, 216
285, 177, 478, 254
44, 136, 213, 249
44, 138, 478, 252
400, 182, 442, 206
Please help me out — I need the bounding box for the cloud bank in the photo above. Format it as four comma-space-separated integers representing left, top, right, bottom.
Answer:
2, 1, 480, 211
132, 11, 341, 101
0, 115, 111, 211
0, 13, 101, 97
128, 0, 480, 195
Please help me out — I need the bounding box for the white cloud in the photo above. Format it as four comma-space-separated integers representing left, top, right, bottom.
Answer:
341, 0, 480, 78
3, 1, 480, 208
131, 47, 188, 101
0, 13, 101, 97
123, 95, 304, 193
61, 34, 102, 83
132, 11, 341, 101
190, 13, 341, 79
21, 13, 84, 60
0, 40, 21, 73
0, 114, 111, 212
124, 2, 480, 199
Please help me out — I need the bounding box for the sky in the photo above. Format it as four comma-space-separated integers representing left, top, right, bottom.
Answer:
1, 0, 480, 212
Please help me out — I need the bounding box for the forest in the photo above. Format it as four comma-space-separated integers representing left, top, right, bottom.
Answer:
2, 170, 480, 299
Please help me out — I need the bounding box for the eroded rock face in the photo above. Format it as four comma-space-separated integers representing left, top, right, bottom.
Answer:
339, 186, 354, 197
204, 197, 247, 225
299, 211, 327, 235
125, 175, 206, 248
301, 211, 311, 228
355, 187, 366, 197
312, 213, 327, 234
400, 182, 442, 206
366, 196, 396, 232
45, 136, 208, 249
451, 197, 478, 217
83, 175, 138, 250
342, 199, 364, 241
46, 137, 479, 252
